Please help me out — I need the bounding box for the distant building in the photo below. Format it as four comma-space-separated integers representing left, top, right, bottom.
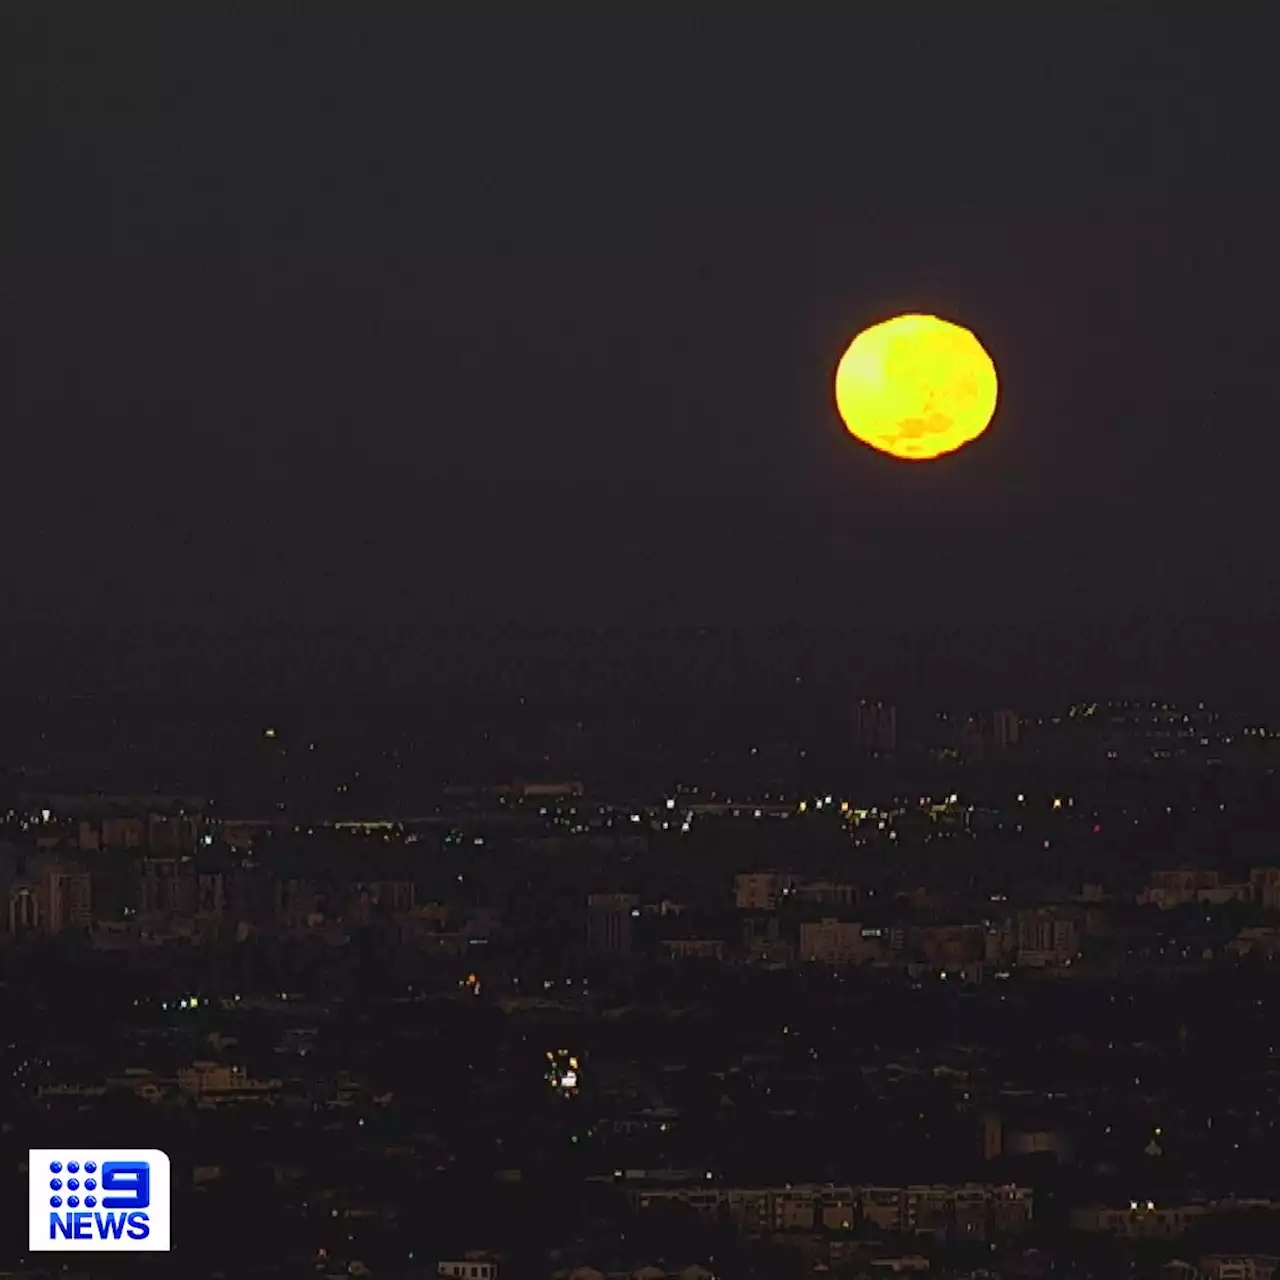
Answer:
1052, 699, 1226, 764
854, 698, 897, 753
967, 710, 1020, 758
147, 810, 205, 855
1070, 1201, 1208, 1238
139, 857, 197, 918
85, 816, 145, 851
0, 842, 17, 928
634, 1181, 1032, 1241
8, 881, 39, 934
1252, 867, 1280, 911
927, 708, 1019, 759
226, 863, 277, 932
5, 854, 91, 935
734, 872, 796, 911
990, 709, 1020, 750
1014, 909, 1080, 968
175, 1060, 281, 1102
983, 1113, 1072, 1163
586, 892, 638, 955
1139, 869, 1254, 909
492, 780, 583, 800
794, 880, 860, 908
438, 1261, 498, 1280
367, 879, 415, 913
664, 938, 724, 961
914, 923, 985, 967
741, 914, 794, 967
196, 870, 226, 917
44, 858, 92, 933
1199, 1255, 1280, 1280
34, 794, 205, 853
1227, 926, 1280, 958
799, 919, 884, 965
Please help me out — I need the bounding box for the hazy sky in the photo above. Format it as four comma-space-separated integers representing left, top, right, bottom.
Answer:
4, 10, 1279, 690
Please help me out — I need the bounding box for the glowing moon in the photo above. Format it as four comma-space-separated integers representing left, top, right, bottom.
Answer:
834, 313, 998, 461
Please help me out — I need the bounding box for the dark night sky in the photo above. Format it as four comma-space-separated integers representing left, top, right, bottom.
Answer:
4, 9, 1280, 700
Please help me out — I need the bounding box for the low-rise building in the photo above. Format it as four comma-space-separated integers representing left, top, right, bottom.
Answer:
799, 919, 884, 965
438, 1261, 498, 1280
664, 939, 724, 961
1200, 1256, 1280, 1280
734, 872, 797, 911
1014, 909, 1080, 968
1227, 926, 1280, 957
1071, 1201, 1208, 1237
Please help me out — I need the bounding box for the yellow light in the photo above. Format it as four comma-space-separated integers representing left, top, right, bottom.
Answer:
834, 314, 998, 461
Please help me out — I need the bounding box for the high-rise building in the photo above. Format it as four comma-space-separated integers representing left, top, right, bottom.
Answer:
5, 854, 91, 935
854, 698, 897, 753
586, 892, 637, 955
148, 809, 205, 855
990, 709, 1020, 751
0, 842, 16, 927
734, 872, 792, 911
932, 708, 1020, 758
139, 857, 197, 918
1015, 909, 1080, 968
8, 882, 39, 934
45, 860, 93, 934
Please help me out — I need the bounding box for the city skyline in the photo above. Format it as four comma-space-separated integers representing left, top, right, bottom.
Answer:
6, 11, 1280, 1275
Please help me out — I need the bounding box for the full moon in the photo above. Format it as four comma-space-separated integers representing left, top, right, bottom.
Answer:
834, 313, 999, 461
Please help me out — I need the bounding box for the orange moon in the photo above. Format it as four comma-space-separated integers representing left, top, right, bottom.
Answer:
834, 313, 999, 461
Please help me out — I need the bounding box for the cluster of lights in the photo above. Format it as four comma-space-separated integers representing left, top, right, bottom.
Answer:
152, 994, 239, 1011
546, 1049, 580, 1096
133, 993, 304, 1012
797, 795, 842, 814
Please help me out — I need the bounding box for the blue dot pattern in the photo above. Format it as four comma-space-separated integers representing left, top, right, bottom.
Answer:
49, 1159, 99, 1209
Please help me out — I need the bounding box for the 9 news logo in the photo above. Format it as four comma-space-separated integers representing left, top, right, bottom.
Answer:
28, 1149, 171, 1252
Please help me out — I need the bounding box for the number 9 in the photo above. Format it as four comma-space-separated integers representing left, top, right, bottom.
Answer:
101, 1162, 150, 1209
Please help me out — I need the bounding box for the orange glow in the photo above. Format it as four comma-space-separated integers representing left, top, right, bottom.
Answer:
834, 314, 998, 461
